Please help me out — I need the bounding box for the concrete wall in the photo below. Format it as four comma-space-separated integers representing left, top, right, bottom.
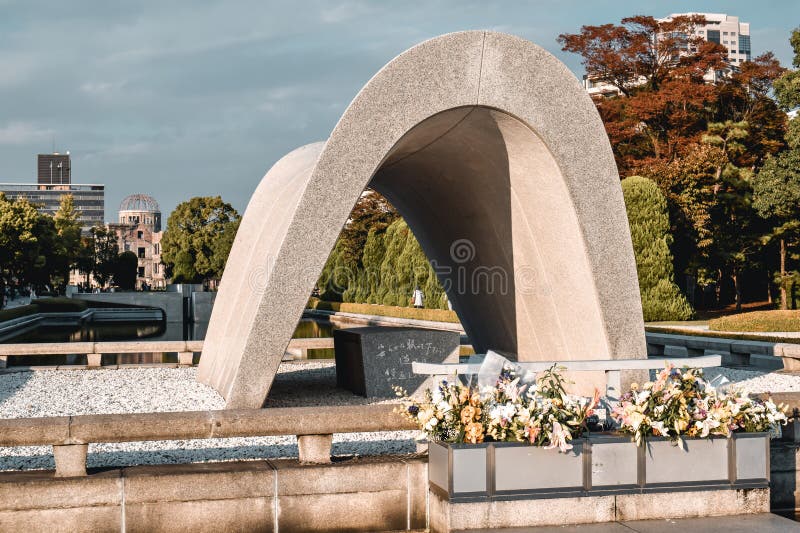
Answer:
0, 456, 426, 533
0, 447, 793, 531
190, 292, 216, 323
73, 293, 183, 323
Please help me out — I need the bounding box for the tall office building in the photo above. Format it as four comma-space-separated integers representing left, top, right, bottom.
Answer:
0, 152, 105, 230
662, 13, 751, 65
37, 153, 71, 184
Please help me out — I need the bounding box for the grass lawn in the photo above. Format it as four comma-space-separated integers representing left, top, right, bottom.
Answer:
709, 310, 800, 333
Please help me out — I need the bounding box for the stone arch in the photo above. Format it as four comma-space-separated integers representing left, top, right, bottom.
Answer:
197, 31, 646, 408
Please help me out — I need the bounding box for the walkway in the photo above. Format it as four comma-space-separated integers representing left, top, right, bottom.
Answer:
648, 323, 800, 340
460, 513, 799, 532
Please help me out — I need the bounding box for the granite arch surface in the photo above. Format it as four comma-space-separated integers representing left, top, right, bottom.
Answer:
197, 31, 647, 408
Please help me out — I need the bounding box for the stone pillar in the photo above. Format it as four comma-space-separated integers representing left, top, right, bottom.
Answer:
298, 434, 333, 464
87, 353, 101, 368
178, 352, 194, 365
53, 444, 88, 477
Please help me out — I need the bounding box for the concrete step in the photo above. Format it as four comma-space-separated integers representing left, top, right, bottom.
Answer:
459, 513, 799, 532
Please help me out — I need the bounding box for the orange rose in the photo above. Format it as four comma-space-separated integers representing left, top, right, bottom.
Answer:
459, 388, 470, 404
470, 392, 482, 407
461, 406, 477, 425
464, 422, 484, 444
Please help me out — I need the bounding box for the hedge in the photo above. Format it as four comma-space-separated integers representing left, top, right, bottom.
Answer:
709, 310, 800, 332
307, 298, 459, 323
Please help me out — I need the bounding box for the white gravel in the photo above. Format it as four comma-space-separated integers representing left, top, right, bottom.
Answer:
0, 361, 422, 472
2, 361, 798, 472
702, 367, 800, 394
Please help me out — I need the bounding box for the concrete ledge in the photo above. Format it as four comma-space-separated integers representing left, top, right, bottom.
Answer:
0, 455, 426, 532
430, 487, 770, 531
430, 490, 616, 532
0, 416, 70, 445
614, 487, 769, 521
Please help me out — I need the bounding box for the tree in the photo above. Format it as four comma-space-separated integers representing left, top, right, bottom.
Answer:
52, 194, 83, 289
161, 196, 240, 283
558, 14, 710, 95
559, 15, 730, 171
621, 176, 693, 321
774, 27, 800, 110
210, 218, 240, 278
0, 194, 55, 295
559, 15, 786, 176
89, 225, 119, 288
753, 141, 800, 308
317, 189, 399, 302
114, 251, 139, 290
339, 189, 399, 269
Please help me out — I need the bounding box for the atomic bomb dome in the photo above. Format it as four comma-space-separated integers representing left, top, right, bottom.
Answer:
118, 194, 162, 232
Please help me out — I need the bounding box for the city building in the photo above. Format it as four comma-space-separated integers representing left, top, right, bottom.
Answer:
663, 12, 751, 65
583, 13, 751, 98
37, 153, 71, 184
110, 194, 165, 290
0, 152, 104, 229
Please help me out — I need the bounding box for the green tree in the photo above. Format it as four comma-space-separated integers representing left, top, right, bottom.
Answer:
89, 225, 119, 288
621, 176, 693, 321
774, 27, 800, 110
0, 194, 55, 295
52, 194, 83, 289
114, 251, 139, 290
339, 190, 398, 268
161, 196, 240, 283
753, 140, 800, 308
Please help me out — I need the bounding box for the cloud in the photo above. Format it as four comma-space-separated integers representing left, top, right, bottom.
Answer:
0, 122, 54, 145
80, 81, 124, 95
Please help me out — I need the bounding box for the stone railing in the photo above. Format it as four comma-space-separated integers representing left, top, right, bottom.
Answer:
645, 331, 799, 370
0, 404, 416, 476
0, 337, 336, 368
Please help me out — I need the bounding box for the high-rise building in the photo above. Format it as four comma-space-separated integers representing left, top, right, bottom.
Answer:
0, 183, 105, 226
0, 151, 105, 230
37, 152, 71, 184
663, 13, 751, 65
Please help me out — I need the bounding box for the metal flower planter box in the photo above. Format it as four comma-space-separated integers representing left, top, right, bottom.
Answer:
428, 432, 769, 502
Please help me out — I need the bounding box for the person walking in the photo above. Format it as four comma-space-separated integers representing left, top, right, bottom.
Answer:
412, 286, 424, 309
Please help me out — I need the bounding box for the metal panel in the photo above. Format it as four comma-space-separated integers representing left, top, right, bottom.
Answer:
428, 440, 449, 492
590, 439, 638, 487
645, 438, 728, 485
735, 434, 769, 481
493, 443, 583, 491
452, 447, 487, 494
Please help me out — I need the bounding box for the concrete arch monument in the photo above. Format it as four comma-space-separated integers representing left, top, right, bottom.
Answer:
198, 31, 647, 408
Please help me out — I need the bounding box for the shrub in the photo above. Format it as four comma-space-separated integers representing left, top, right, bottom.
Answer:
31, 297, 88, 313
622, 176, 693, 322
0, 304, 40, 322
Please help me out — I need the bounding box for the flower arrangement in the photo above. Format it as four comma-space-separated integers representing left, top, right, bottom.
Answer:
612, 364, 788, 446
395, 364, 598, 452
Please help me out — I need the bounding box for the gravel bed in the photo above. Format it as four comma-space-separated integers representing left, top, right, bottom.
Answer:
0, 361, 421, 471
2, 361, 798, 472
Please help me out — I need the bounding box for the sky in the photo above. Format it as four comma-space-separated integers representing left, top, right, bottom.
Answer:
0, 1, 798, 219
